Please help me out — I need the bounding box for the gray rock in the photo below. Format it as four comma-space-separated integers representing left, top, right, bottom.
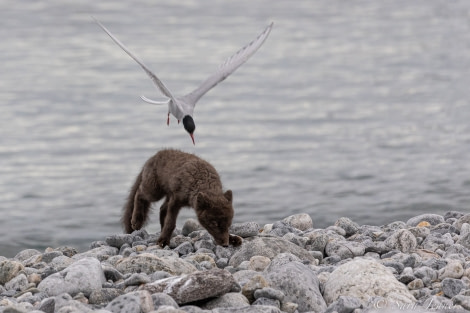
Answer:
431, 223, 458, 235
304, 231, 329, 253
422, 232, 454, 252
0, 259, 24, 284
406, 214, 445, 226
334, 217, 359, 237
201, 292, 249, 309
170, 235, 192, 249
105, 234, 135, 248
174, 242, 195, 256
152, 292, 179, 309
442, 278, 466, 298
14, 249, 42, 263
413, 266, 438, 286
4, 273, 28, 291
39, 297, 55, 313
254, 287, 285, 302
323, 258, 415, 306
182, 218, 204, 236
89, 288, 125, 305
212, 305, 282, 313
144, 269, 238, 305
454, 213, 470, 231
456, 232, 470, 249
438, 259, 464, 280
264, 254, 327, 312
383, 229, 417, 253
325, 240, 365, 259
325, 295, 362, 313
105, 290, 154, 313
282, 213, 313, 231
240, 273, 269, 302
124, 273, 151, 286
230, 222, 260, 238
228, 237, 316, 267
193, 240, 215, 251
50, 255, 74, 271
71, 246, 118, 261
115, 253, 197, 275
453, 295, 470, 311
37, 257, 106, 297
252, 297, 280, 308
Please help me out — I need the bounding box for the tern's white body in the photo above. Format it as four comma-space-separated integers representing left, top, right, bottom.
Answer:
94, 17, 273, 142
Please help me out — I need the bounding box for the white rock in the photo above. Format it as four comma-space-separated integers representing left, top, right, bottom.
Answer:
323, 258, 416, 305
38, 257, 106, 297
282, 213, 313, 231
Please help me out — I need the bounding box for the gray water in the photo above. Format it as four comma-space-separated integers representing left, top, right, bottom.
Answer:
1, 0, 470, 257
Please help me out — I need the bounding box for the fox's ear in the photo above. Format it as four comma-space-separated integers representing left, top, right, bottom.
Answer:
224, 190, 233, 203
196, 192, 208, 209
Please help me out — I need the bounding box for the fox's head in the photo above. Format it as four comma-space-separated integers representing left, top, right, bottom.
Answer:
195, 190, 241, 247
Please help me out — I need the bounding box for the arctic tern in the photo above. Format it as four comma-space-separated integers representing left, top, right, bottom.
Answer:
93, 18, 273, 144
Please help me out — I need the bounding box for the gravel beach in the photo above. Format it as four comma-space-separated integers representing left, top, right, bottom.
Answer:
1, 212, 469, 313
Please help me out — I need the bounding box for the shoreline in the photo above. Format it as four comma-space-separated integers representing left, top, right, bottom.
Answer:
0, 212, 469, 312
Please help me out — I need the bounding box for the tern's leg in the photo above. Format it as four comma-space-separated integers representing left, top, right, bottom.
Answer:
167, 112, 170, 126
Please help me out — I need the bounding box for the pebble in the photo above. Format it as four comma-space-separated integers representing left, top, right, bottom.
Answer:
0, 211, 469, 312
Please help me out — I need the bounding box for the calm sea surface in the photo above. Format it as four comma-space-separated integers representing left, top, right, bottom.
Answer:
1, 0, 470, 257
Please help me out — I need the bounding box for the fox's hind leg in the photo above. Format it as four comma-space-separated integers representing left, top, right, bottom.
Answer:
130, 189, 152, 231
157, 197, 182, 247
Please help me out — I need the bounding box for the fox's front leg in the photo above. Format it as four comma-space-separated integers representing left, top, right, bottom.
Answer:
157, 198, 180, 247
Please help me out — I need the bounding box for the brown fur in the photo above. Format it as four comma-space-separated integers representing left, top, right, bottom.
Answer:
122, 149, 242, 247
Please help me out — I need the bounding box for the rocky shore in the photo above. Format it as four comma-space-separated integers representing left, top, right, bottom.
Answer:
1, 212, 469, 313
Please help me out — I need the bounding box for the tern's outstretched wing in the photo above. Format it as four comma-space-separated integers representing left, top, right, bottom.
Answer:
180, 22, 273, 108
93, 17, 177, 103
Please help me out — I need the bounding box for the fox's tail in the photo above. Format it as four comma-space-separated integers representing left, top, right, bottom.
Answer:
122, 170, 151, 233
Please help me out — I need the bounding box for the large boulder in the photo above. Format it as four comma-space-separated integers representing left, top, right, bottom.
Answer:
323, 258, 415, 305
115, 253, 197, 275
38, 257, 105, 297
264, 254, 327, 312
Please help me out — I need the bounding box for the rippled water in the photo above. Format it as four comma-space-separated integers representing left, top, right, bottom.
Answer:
1, 0, 470, 257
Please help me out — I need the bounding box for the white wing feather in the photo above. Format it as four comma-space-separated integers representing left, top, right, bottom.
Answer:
93, 17, 177, 103
181, 22, 273, 107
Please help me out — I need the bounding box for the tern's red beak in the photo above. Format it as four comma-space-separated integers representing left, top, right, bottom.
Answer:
190, 133, 195, 145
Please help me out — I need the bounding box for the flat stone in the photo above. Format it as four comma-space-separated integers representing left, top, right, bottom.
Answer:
325, 240, 365, 259
254, 287, 285, 302
324, 295, 361, 313
228, 237, 315, 267
151, 292, 179, 309
89, 288, 125, 305
406, 214, 445, 227
144, 268, 238, 305
323, 258, 415, 306
201, 292, 249, 309
115, 253, 197, 275
105, 290, 154, 313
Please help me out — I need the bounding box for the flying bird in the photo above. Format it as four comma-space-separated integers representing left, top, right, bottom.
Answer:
93, 17, 273, 144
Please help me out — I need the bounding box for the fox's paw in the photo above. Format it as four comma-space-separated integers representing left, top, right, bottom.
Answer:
157, 236, 170, 248
229, 234, 243, 247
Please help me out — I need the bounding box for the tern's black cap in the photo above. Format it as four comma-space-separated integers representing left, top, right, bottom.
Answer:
182, 115, 195, 134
